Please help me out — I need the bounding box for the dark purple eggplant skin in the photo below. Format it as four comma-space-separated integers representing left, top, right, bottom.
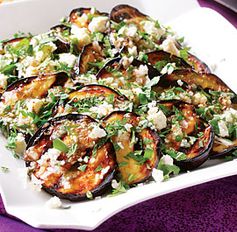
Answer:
50, 24, 70, 32
96, 57, 160, 80
2, 37, 30, 48
54, 38, 70, 54
210, 146, 237, 159
26, 114, 117, 201
175, 125, 215, 171
110, 4, 147, 23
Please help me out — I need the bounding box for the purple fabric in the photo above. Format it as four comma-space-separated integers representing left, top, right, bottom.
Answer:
1, 1, 237, 231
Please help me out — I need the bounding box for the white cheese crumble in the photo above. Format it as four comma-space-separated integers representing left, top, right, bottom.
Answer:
45, 196, 62, 209
142, 21, 164, 38
160, 37, 180, 56
90, 102, 113, 118
218, 120, 229, 137
71, 26, 91, 45
0, 73, 8, 89
88, 16, 109, 33
15, 133, 27, 155
161, 155, 174, 165
134, 65, 148, 78
2, 91, 18, 105
147, 101, 167, 130
58, 53, 77, 67
111, 179, 119, 189
192, 92, 207, 106
177, 79, 184, 86
152, 169, 164, 182
160, 63, 176, 75
89, 125, 107, 139
124, 123, 133, 132
26, 99, 45, 114
118, 24, 138, 38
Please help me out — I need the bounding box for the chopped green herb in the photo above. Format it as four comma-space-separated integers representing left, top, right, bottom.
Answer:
78, 164, 87, 172
53, 138, 69, 153
95, 165, 103, 173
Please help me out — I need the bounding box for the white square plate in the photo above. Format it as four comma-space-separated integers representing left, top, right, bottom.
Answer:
0, 0, 237, 230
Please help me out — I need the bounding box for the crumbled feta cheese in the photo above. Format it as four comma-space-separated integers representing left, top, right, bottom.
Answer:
161, 155, 174, 165
180, 139, 190, 148
26, 99, 44, 113
89, 125, 107, 139
147, 102, 167, 130
161, 63, 176, 75
192, 92, 207, 106
2, 91, 18, 105
71, 26, 91, 45
45, 196, 62, 209
15, 133, 27, 155
134, 65, 148, 78
0, 74, 8, 89
152, 169, 164, 182
218, 120, 229, 137
35, 50, 44, 62
160, 37, 179, 56
88, 16, 109, 33
58, 53, 77, 67
142, 21, 164, 38
111, 179, 119, 189
90, 102, 113, 118
177, 79, 183, 86
128, 46, 138, 57
118, 24, 137, 37
124, 123, 133, 132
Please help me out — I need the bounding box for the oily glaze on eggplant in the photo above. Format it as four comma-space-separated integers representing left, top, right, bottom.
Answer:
187, 53, 211, 74
146, 50, 192, 73
56, 84, 129, 118
24, 114, 116, 201
159, 69, 231, 92
103, 111, 160, 185
5, 72, 69, 100
72, 42, 107, 76
159, 101, 214, 170
110, 4, 147, 23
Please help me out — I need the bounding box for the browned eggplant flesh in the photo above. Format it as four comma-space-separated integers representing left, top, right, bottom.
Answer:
103, 111, 160, 185
24, 114, 116, 201
159, 101, 214, 170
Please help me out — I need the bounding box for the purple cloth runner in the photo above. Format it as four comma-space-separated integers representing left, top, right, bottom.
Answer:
0, 1, 237, 231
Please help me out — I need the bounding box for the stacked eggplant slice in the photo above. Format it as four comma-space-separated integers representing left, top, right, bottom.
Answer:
0, 4, 236, 201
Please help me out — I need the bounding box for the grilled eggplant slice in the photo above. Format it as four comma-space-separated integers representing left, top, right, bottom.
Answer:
159, 69, 231, 92
73, 42, 107, 76
110, 4, 147, 23
187, 53, 211, 74
147, 50, 192, 73
56, 84, 130, 118
24, 114, 116, 201
103, 111, 160, 185
4, 72, 69, 101
160, 101, 214, 170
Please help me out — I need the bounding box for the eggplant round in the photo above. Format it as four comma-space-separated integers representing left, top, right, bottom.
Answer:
5, 72, 69, 99
110, 4, 147, 23
159, 101, 214, 170
159, 69, 231, 92
103, 111, 160, 185
24, 114, 116, 201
